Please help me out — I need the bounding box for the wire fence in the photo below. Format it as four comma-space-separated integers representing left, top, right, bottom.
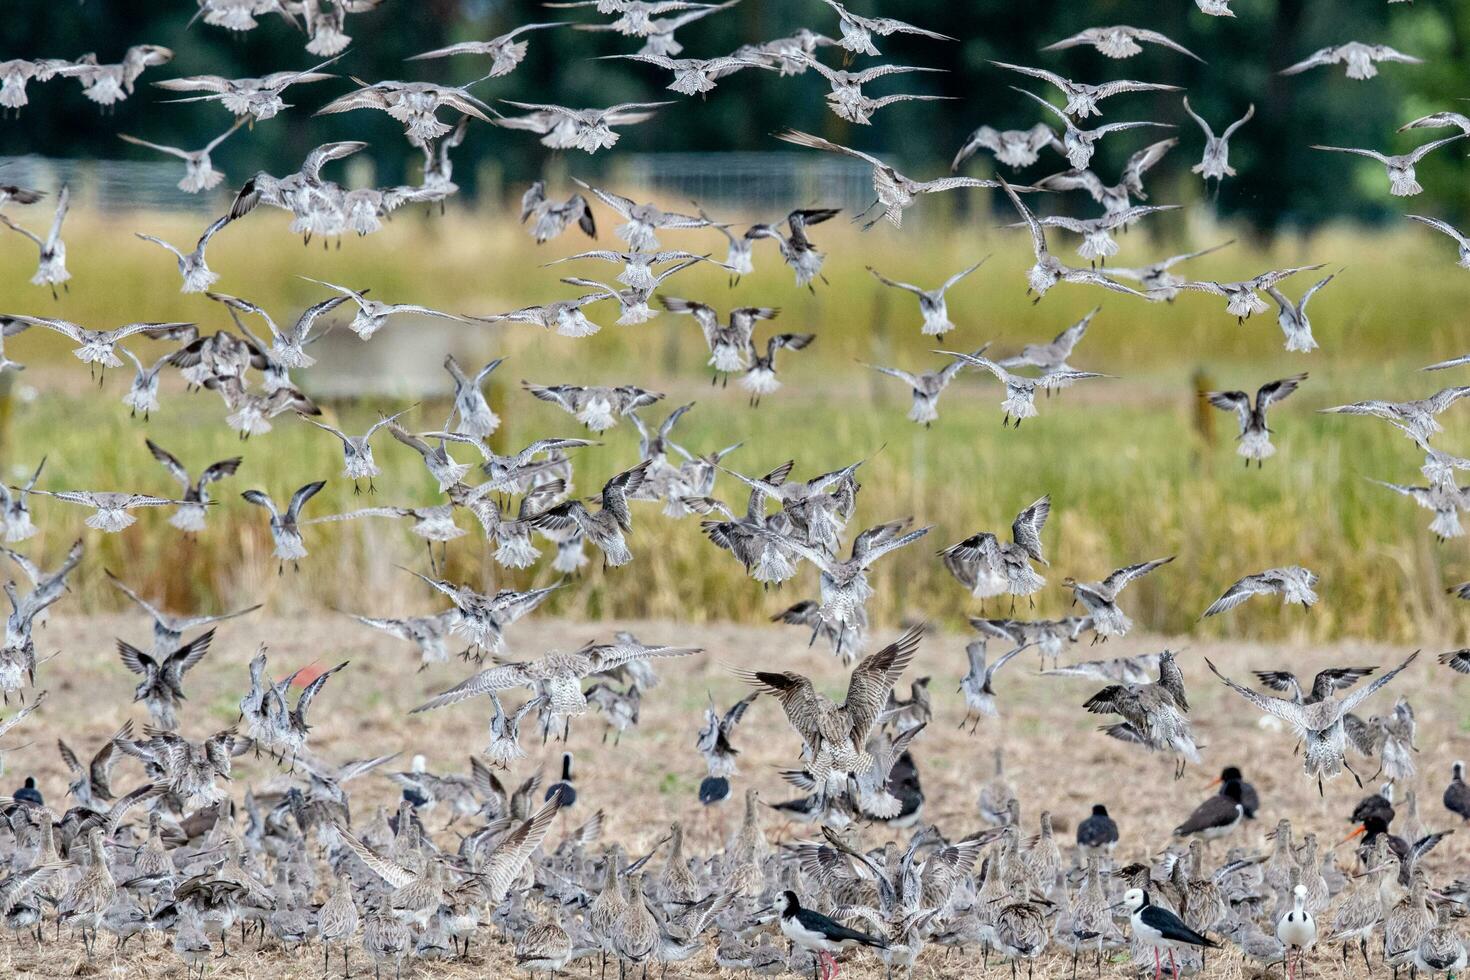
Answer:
3, 151, 880, 219
613, 151, 876, 218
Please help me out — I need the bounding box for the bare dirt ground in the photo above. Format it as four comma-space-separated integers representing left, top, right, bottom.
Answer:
2, 614, 1468, 979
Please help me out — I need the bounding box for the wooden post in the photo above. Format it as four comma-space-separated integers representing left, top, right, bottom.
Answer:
1193, 368, 1216, 472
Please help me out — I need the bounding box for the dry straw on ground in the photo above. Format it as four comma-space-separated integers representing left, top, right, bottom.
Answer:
2, 614, 1467, 979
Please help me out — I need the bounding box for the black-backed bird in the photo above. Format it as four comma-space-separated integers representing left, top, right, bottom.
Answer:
774, 890, 886, 980
13, 775, 42, 806
1174, 777, 1246, 840
1076, 803, 1119, 857
1210, 766, 1259, 818
545, 751, 577, 807
1123, 887, 1217, 980
1445, 760, 1470, 821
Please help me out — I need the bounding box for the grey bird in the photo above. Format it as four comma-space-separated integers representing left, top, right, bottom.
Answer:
1206, 373, 1308, 466
104, 568, 260, 653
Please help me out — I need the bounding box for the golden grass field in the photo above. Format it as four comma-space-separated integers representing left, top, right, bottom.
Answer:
1, 613, 1468, 979
1, 206, 1470, 643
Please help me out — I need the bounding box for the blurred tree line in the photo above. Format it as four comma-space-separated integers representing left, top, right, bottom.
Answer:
6, 0, 1470, 231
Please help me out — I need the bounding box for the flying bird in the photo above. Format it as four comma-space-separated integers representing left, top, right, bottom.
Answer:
1207, 652, 1420, 790
1203, 567, 1321, 618
1281, 42, 1422, 80
1311, 136, 1465, 197
1041, 25, 1204, 62
1206, 374, 1308, 466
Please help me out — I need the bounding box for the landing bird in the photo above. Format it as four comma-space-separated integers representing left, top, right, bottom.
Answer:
117, 120, 246, 193
522, 382, 664, 432
1406, 214, 1470, 269
1281, 41, 1422, 80
994, 176, 1152, 301
104, 569, 259, 652
1002, 203, 1180, 265
413, 637, 697, 723
315, 78, 495, 146
494, 100, 674, 153
206, 291, 348, 369
399, 570, 558, 653
117, 630, 215, 731
819, 0, 952, 57
936, 348, 1109, 428
151, 63, 338, 121
754, 522, 931, 659
406, 21, 567, 77
1311, 136, 1465, 197
1205, 564, 1323, 617
1182, 97, 1254, 183
793, 54, 952, 126
863, 352, 974, 426
957, 640, 1028, 727
695, 691, 758, 803
1028, 135, 1176, 214
59, 44, 173, 106
939, 495, 1051, 604
1041, 25, 1203, 62
1064, 556, 1174, 640
298, 409, 410, 493
527, 462, 652, 567
1001, 308, 1098, 375
775, 130, 1003, 230
1175, 264, 1326, 322
0, 185, 71, 296
28, 489, 189, 533
734, 626, 924, 792
573, 179, 713, 251
1083, 649, 1198, 775
299, 277, 469, 340
1011, 87, 1174, 171
1206, 373, 1307, 466
992, 62, 1181, 119
1207, 652, 1419, 791
1107, 240, 1235, 302
951, 123, 1059, 171
1368, 478, 1470, 541
0, 457, 45, 542
866, 258, 986, 336
1319, 386, 1470, 442
519, 180, 597, 244
240, 481, 326, 571
1265, 269, 1337, 352
601, 52, 776, 97
134, 214, 232, 294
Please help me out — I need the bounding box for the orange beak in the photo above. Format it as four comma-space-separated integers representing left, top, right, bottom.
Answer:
1338, 825, 1367, 846
1207, 776, 1223, 788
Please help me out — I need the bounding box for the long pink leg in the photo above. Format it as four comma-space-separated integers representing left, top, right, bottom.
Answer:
1154, 947, 1162, 980
1168, 949, 1178, 979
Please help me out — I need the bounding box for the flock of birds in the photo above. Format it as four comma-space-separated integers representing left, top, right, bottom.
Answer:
1, 1, 1470, 979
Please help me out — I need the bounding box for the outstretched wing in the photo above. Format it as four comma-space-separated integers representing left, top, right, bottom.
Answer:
1102, 556, 1174, 594
284, 481, 327, 523
1257, 373, 1306, 410
1201, 574, 1274, 617
842, 625, 925, 742
1010, 495, 1050, 564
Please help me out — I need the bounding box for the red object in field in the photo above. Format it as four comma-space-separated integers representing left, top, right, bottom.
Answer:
281, 663, 327, 687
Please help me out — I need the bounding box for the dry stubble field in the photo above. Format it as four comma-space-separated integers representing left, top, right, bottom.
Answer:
2, 614, 1468, 979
